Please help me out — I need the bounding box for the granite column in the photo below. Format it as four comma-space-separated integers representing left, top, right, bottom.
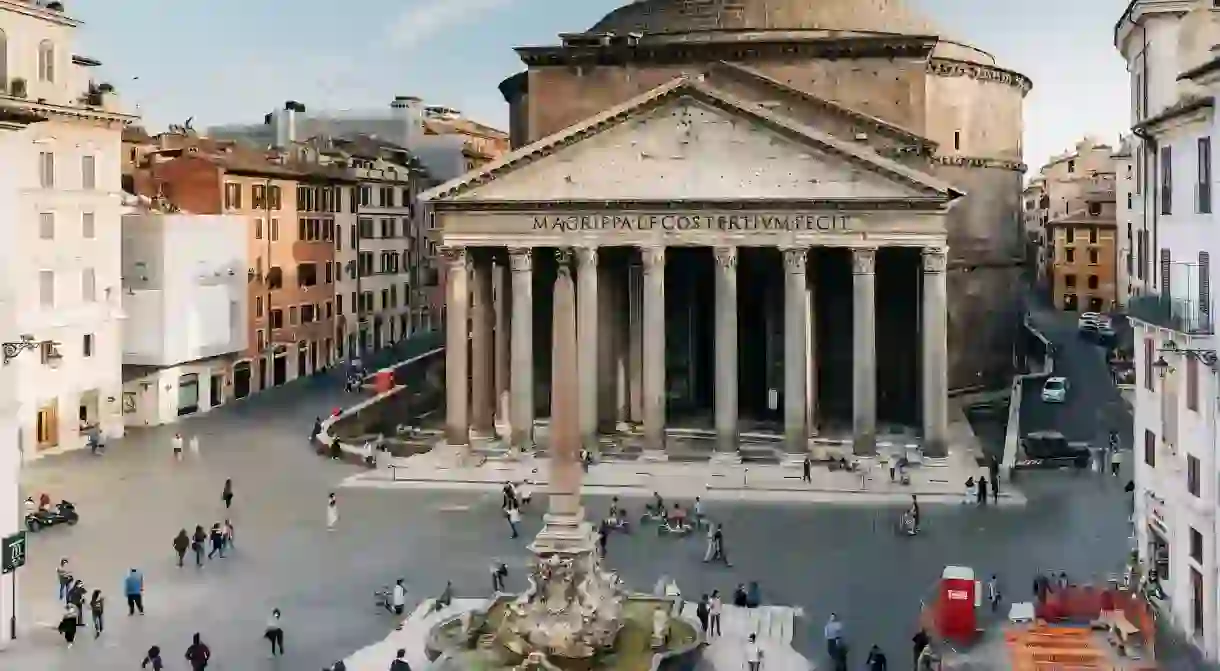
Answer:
443, 246, 470, 449
852, 247, 878, 456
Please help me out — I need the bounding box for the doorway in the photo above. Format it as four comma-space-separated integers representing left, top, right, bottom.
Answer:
234, 363, 251, 400
297, 341, 308, 378
257, 359, 266, 391
209, 374, 224, 407
273, 353, 288, 386
177, 374, 200, 416
310, 341, 319, 373
36, 401, 58, 449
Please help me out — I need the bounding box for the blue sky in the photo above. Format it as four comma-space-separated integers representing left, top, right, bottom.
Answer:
75, 0, 1131, 170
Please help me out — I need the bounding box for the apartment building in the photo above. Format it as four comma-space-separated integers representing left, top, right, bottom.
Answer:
1022, 178, 1048, 277
119, 204, 248, 426
1032, 138, 1117, 295
1046, 194, 1120, 312
1114, 136, 1136, 305
0, 0, 138, 458
1118, 0, 1220, 661
128, 135, 347, 393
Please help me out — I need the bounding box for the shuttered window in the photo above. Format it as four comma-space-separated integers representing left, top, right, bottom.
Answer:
1200, 252, 1211, 316
1161, 145, 1174, 215
1161, 248, 1172, 296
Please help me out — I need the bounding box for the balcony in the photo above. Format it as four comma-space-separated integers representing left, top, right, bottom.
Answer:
1127, 292, 1213, 335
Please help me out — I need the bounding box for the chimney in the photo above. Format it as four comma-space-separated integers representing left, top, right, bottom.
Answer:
391, 95, 424, 149
276, 101, 305, 147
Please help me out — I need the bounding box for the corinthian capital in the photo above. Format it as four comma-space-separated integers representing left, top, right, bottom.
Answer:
851, 247, 877, 275
576, 246, 599, 269
508, 247, 533, 272
781, 247, 808, 274
440, 245, 466, 266
713, 246, 737, 270
922, 247, 948, 274
641, 247, 665, 274
554, 247, 574, 277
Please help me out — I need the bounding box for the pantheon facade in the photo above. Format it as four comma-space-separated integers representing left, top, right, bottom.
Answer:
421, 0, 1029, 458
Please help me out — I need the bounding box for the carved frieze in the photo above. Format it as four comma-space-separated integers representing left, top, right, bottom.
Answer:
851, 248, 877, 275
927, 58, 1033, 94
931, 154, 1027, 173
713, 246, 738, 270
509, 247, 534, 272
782, 247, 809, 274
922, 247, 948, 273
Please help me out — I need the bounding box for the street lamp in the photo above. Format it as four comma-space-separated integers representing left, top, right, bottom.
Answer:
1156, 340, 1219, 377
2, 335, 60, 366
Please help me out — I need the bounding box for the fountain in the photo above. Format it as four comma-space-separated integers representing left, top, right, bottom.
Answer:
425, 250, 702, 670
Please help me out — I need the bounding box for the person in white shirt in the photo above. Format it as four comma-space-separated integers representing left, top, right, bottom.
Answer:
507, 506, 521, 539
746, 633, 763, 671
391, 579, 406, 616
172, 433, 184, 461
707, 590, 722, 637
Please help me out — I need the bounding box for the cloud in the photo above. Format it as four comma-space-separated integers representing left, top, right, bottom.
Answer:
386, 0, 516, 50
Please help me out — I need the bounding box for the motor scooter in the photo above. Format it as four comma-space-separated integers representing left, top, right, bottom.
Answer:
657, 521, 693, 537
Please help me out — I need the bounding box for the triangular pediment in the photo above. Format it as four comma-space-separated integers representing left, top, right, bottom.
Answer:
421, 78, 961, 206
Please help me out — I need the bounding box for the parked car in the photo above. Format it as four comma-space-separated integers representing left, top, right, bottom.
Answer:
1041, 376, 1069, 403
1017, 430, 1091, 469
1077, 312, 1102, 330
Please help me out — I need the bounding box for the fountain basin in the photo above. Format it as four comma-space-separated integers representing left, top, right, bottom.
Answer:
426, 594, 702, 671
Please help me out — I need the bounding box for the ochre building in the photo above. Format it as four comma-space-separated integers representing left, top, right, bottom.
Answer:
422, 0, 1029, 458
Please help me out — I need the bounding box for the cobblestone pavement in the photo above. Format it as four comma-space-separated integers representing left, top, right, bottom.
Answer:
0, 341, 1136, 671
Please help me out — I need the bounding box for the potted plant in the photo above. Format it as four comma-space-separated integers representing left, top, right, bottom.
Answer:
9, 78, 26, 98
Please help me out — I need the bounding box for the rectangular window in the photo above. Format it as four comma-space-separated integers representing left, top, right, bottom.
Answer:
298, 263, 317, 287
1065, 274, 1077, 288
1161, 145, 1173, 215
270, 218, 279, 241
1065, 248, 1075, 263
324, 263, 333, 284
256, 330, 266, 352
325, 300, 333, 319
1192, 568, 1204, 637
39, 270, 54, 307
289, 305, 298, 325
252, 184, 266, 210
1202, 252, 1212, 317
224, 182, 242, 209
1188, 454, 1201, 497
82, 333, 93, 358
1188, 356, 1199, 411
301, 304, 315, 323
1199, 137, 1212, 214
39, 212, 54, 240
298, 217, 307, 241
270, 309, 283, 329
1144, 429, 1156, 467
1088, 249, 1099, 265
269, 185, 282, 210
81, 268, 96, 302
1161, 248, 1172, 294
255, 296, 263, 318
254, 218, 263, 240
1087, 275, 1099, 290
1145, 337, 1155, 390
81, 155, 96, 190
81, 212, 94, 239
336, 294, 344, 316
39, 151, 54, 188
1191, 527, 1204, 563
1088, 227, 1098, 243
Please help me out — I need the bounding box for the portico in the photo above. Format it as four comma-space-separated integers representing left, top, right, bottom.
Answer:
421, 77, 961, 459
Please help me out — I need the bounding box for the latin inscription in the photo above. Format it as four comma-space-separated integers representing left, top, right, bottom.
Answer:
532, 213, 852, 233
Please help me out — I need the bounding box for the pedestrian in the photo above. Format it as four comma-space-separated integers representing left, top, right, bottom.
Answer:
67, 579, 86, 623
57, 603, 79, 648
597, 520, 608, 557
988, 455, 1000, 495
733, 583, 748, 607
507, 503, 521, 539
977, 475, 988, 505
1111, 445, 1123, 477
501, 482, 517, 511
221, 479, 233, 510
963, 476, 975, 504
207, 523, 225, 559
866, 644, 887, 671
746, 633, 763, 671
392, 579, 406, 616
184, 633, 211, 670
57, 557, 72, 601
89, 588, 104, 637
802, 455, 812, 483
695, 594, 709, 633
390, 648, 411, 671
491, 562, 508, 593
125, 568, 145, 615
222, 519, 235, 550
265, 608, 285, 656
142, 645, 165, 670
824, 613, 845, 667
912, 629, 930, 669
172, 432, 184, 461
311, 417, 322, 442
192, 525, 207, 566
992, 473, 999, 504
711, 524, 731, 565
708, 590, 722, 636
173, 529, 189, 567
329, 437, 343, 461
987, 574, 1002, 612
189, 434, 201, 458
327, 492, 339, 530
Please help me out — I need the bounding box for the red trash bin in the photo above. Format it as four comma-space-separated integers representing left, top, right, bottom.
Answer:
374, 370, 394, 394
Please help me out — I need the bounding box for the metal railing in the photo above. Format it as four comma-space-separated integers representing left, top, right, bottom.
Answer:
1127, 291, 1213, 335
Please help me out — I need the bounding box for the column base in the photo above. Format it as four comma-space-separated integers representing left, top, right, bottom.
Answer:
709, 451, 742, 465
922, 438, 948, 459
852, 432, 877, 456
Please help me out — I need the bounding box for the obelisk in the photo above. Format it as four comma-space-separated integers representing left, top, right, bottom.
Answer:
530, 248, 594, 553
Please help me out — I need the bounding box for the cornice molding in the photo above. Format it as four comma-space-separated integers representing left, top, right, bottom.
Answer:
0, 96, 136, 127
930, 154, 1028, 173
431, 198, 952, 213
0, 0, 81, 27
926, 57, 1032, 95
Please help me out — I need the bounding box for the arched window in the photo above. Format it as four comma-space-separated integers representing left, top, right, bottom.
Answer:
37, 40, 54, 82
0, 29, 8, 89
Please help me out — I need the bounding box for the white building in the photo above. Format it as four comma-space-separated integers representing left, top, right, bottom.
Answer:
119, 211, 248, 426
0, 0, 137, 458
1119, 0, 1220, 660
1114, 136, 1136, 305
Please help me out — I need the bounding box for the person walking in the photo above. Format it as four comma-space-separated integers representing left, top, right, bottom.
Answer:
963, 477, 976, 505
708, 590, 722, 637
712, 524, 731, 565
125, 568, 145, 615
507, 503, 521, 539
390, 648, 411, 671
57, 558, 73, 601
265, 609, 285, 656
824, 613, 845, 670
802, 455, 812, 483
987, 574, 1002, 612
221, 479, 233, 510
327, 493, 339, 531
695, 594, 709, 634
191, 525, 207, 567
222, 519, 235, 551
141, 645, 165, 670
207, 523, 225, 559
67, 579, 86, 623
988, 455, 1000, 496
865, 644, 888, 671
57, 603, 79, 648
977, 475, 988, 506
392, 579, 407, 616
491, 562, 508, 593
173, 530, 190, 567
746, 633, 763, 671
189, 434, 201, 458
89, 588, 105, 637
912, 629, 930, 669
1111, 445, 1123, 477
172, 432, 184, 461
184, 633, 211, 670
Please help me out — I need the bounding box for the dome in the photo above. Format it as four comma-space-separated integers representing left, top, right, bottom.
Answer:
588, 0, 937, 37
